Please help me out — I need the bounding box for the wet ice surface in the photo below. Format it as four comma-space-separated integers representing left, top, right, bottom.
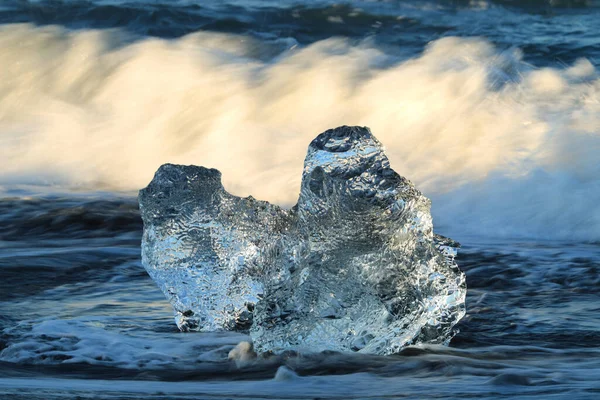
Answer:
139, 126, 466, 355
0, 200, 599, 398
138, 165, 290, 333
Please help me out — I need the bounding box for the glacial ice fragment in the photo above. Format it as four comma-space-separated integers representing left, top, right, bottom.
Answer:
139, 126, 466, 355
139, 165, 291, 331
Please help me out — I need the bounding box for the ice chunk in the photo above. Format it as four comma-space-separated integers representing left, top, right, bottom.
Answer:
251, 126, 466, 355
139, 126, 466, 355
139, 165, 292, 331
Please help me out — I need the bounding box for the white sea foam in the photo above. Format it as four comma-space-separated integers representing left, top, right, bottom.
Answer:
0, 317, 247, 368
0, 24, 598, 241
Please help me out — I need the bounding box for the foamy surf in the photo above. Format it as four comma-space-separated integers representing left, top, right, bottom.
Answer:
0, 23, 599, 242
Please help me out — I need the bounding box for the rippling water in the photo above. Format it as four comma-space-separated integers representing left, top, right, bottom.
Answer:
1, 198, 598, 398
1, 0, 599, 398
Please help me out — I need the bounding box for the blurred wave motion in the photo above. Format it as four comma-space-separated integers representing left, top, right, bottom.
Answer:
1, 23, 599, 241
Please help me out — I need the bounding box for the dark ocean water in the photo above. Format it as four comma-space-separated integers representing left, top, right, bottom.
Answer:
1, 0, 600, 65
1, 1, 600, 399
0, 198, 599, 398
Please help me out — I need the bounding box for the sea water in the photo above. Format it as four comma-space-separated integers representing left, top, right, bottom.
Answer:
0, 1, 599, 398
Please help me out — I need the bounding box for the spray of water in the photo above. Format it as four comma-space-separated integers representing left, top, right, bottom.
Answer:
1, 24, 598, 240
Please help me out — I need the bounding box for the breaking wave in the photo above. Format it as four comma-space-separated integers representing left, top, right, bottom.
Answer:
0, 24, 598, 241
